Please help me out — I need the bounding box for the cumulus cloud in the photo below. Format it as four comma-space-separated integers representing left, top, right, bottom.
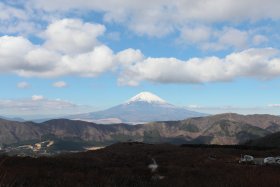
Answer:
58, 45, 114, 77
17, 81, 30, 89
1, 25, 280, 86
53, 81, 67, 88
1, 19, 280, 86
116, 48, 144, 66
0, 17, 280, 86
118, 48, 280, 86
0, 36, 34, 72
214, 28, 249, 50
0, 19, 115, 78
43, 19, 106, 54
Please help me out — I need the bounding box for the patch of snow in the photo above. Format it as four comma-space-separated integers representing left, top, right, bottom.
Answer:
126, 92, 166, 104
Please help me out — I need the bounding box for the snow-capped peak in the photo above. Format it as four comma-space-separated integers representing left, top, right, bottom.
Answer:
126, 92, 167, 104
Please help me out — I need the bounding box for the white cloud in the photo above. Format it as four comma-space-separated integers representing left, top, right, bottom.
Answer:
217, 28, 249, 49
58, 45, 114, 77
0, 18, 280, 86
116, 48, 144, 66
179, 26, 267, 51
118, 48, 280, 86
53, 81, 67, 88
32, 95, 44, 101
24, 48, 60, 72
17, 81, 30, 89
15, 44, 115, 78
199, 27, 249, 51
0, 36, 34, 72
26, 0, 280, 37
0, 19, 115, 78
43, 19, 106, 54
1, 23, 280, 86
0, 1, 278, 51
0, 2, 40, 35
0, 21, 38, 35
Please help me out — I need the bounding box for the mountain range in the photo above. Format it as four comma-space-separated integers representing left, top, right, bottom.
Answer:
1, 113, 280, 150
66, 92, 205, 124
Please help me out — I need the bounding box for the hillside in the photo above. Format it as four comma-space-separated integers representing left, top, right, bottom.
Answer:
0, 119, 43, 144
245, 132, 280, 148
193, 119, 269, 144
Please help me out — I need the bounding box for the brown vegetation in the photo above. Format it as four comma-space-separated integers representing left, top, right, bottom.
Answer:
1, 142, 280, 186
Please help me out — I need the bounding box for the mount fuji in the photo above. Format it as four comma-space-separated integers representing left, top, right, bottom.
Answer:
68, 92, 206, 124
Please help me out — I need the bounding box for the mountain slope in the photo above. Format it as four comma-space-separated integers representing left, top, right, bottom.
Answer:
199, 113, 280, 132
193, 119, 270, 144
245, 131, 280, 148
1, 113, 279, 147
175, 113, 280, 133
68, 92, 205, 123
0, 119, 43, 144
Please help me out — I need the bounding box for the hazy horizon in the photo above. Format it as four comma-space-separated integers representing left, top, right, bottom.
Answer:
1, 91, 280, 120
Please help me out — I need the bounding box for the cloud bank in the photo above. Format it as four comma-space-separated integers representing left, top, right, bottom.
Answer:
1, 1, 278, 51
0, 18, 280, 86
118, 48, 280, 86
0, 96, 90, 116
0, 19, 115, 77
26, 0, 280, 37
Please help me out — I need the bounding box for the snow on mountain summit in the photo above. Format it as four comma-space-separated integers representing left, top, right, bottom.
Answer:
126, 92, 167, 104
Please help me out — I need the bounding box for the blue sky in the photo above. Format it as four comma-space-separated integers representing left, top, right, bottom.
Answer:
1, 0, 280, 118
